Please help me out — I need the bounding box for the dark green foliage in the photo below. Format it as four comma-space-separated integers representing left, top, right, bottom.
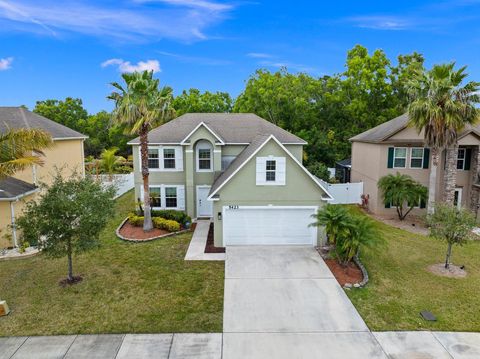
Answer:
378, 173, 428, 220
16, 172, 116, 281
128, 213, 182, 232
151, 210, 191, 226
173, 88, 233, 116
307, 162, 331, 181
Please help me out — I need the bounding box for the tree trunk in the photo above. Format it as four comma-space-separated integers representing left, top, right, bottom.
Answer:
67, 242, 73, 282
140, 126, 153, 231
444, 144, 458, 205
445, 242, 453, 269
427, 148, 439, 214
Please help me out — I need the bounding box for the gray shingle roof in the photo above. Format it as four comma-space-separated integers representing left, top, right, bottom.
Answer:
128, 113, 306, 145
0, 177, 38, 200
350, 113, 480, 143
0, 107, 87, 140
209, 134, 270, 196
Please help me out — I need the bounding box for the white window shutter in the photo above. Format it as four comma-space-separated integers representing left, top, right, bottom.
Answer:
175, 147, 184, 171
256, 157, 266, 185
177, 185, 185, 210
276, 157, 286, 185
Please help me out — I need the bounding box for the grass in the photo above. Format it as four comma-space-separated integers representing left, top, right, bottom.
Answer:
347, 207, 480, 331
0, 190, 224, 336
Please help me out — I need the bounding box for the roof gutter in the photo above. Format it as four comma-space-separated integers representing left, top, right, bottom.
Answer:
0, 187, 40, 202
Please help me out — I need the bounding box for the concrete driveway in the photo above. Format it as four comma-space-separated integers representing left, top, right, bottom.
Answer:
223, 246, 387, 359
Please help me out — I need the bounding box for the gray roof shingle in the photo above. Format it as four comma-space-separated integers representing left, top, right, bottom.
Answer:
0, 177, 38, 200
128, 113, 306, 145
0, 107, 87, 139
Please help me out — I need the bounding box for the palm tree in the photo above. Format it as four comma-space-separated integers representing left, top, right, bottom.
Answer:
310, 204, 351, 245
0, 128, 53, 179
108, 71, 175, 231
407, 63, 480, 212
99, 147, 123, 180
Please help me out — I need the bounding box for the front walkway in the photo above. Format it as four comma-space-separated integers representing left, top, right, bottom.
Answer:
184, 220, 225, 261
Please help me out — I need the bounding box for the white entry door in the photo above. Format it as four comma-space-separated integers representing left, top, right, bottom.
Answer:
197, 186, 213, 217
223, 206, 318, 246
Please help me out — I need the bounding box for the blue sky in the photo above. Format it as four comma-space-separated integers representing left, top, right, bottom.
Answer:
1, 0, 480, 113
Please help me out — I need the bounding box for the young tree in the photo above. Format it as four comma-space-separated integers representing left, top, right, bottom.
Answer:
0, 128, 52, 178
378, 173, 428, 220
16, 173, 116, 283
407, 63, 480, 211
427, 203, 476, 269
311, 204, 351, 245
99, 147, 124, 179
108, 71, 175, 231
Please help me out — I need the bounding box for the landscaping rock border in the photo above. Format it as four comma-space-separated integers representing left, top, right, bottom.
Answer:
116, 217, 190, 242
353, 255, 369, 287
0, 247, 40, 261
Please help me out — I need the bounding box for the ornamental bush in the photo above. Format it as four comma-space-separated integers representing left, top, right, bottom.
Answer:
152, 217, 181, 232
151, 210, 191, 226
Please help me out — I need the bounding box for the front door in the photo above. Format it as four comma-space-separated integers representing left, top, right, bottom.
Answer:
197, 186, 213, 218
454, 188, 463, 209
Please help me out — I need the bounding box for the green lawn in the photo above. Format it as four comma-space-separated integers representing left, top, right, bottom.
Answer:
348, 207, 480, 331
0, 191, 224, 336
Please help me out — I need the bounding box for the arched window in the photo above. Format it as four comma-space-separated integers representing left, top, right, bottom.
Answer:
196, 140, 213, 171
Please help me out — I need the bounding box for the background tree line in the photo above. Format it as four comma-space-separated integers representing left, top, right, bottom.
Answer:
33, 45, 425, 173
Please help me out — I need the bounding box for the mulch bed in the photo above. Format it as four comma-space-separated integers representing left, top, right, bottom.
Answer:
205, 223, 225, 253
325, 259, 363, 286
119, 221, 169, 240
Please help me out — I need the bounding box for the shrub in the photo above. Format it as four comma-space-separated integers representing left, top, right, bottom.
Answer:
152, 217, 181, 232
307, 162, 331, 182
128, 213, 144, 227
151, 210, 191, 226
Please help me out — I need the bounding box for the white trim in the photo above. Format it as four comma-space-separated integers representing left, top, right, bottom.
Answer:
408, 147, 424, 169
52, 136, 88, 141
141, 146, 184, 172
180, 122, 225, 145
222, 205, 318, 246
208, 134, 333, 200
196, 185, 213, 218
142, 184, 185, 211
0, 188, 40, 202
457, 148, 466, 170
454, 188, 463, 209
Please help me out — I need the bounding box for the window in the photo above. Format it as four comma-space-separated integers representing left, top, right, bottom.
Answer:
150, 187, 161, 208
410, 148, 424, 168
457, 148, 466, 170
163, 148, 176, 169
148, 149, 159, 169
266, 160, 276, 182
393, 147, 407, 168
196, 140, 213, 171
165, 187, 177, 208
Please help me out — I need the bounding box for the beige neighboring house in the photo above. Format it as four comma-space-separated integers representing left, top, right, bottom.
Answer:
0, 107, 87, 248
350, 113, 480, 216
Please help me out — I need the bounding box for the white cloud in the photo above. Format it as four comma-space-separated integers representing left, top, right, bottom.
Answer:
101, 59, 161, 73
345, 15, 412, 31
0, 57, 13, 70
0, 0, 234, 42
246, 52, 273, 59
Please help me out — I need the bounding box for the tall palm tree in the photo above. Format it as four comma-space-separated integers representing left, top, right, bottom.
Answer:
108, 71, 175, 231
0, 128, 53, 179
406, 63, 480, 212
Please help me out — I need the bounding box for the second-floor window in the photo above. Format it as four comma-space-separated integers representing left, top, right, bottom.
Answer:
163, 148, 176, 169
457, 148, 466, 170
148, 149, 160, 169
393, 147, 407, 168
196, 140, 213, 171
410, 148, 424, 168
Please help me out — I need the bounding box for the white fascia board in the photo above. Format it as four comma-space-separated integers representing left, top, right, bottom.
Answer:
180, 122, 225, 145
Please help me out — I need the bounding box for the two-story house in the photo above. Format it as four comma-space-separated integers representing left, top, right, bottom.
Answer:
0, 107, 87, 248
129, 113, 332, 247
350, 113, 480, 216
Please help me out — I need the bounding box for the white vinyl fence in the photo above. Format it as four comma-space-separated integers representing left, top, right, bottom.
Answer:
96, 173, 134, 199
318, 179, 364, 205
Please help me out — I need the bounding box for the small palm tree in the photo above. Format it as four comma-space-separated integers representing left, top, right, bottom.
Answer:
99, 147, 123, 179
378, 173, 428, 220
311, 204, 351, 245
108, 71, 175, 231
0, 128, 53, 179
407, 63, 480, 211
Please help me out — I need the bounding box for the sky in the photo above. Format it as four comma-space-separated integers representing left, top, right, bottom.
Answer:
0, 0, 480, 113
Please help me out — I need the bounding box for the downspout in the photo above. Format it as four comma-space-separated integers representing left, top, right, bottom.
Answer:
9, 201, 17, 248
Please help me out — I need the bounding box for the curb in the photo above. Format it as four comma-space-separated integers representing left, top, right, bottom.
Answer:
115, 217, 190, 242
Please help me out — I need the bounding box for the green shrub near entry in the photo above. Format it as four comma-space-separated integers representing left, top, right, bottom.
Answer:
152, 217, 181, 232
151, 210, 191, 226
128, 213, 144, 226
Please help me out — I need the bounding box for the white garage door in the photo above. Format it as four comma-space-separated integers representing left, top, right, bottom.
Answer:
223, 206, 318, 246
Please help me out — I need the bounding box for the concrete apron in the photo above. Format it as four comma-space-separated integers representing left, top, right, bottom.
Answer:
222, 245, 388, 359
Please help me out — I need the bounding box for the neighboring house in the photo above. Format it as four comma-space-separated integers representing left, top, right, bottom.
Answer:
350, 113, 480, 216
129, 113, 332, 247
335, 158, 351, 183
0, 107, 87, 248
